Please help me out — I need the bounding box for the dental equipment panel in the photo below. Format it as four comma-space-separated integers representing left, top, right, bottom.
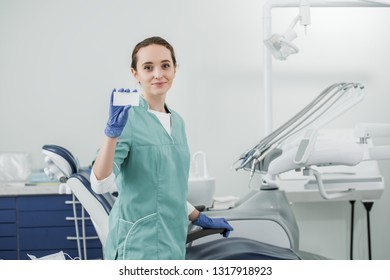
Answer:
235, 83, 365, 177
234, 82, 390, 202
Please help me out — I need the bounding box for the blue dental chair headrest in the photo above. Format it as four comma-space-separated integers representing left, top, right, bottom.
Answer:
42, 144, 79, 174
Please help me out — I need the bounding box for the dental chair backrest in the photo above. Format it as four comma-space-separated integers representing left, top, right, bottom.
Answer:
42, 144, 111, 254
66, 173, 110, 252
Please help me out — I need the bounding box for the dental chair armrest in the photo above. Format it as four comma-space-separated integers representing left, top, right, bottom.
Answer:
186, 228, 225, 244
194, 205, 206, 212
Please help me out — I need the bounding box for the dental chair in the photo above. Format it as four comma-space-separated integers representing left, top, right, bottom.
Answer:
42, 145, 323, 259
42, 145, 114, 259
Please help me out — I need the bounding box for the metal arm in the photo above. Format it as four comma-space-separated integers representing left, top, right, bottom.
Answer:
236, 82, 365, 177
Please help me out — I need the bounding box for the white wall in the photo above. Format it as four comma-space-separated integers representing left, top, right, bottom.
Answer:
1, 0, 389, 259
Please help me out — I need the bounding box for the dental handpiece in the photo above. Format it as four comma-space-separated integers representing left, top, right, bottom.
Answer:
249, 149, 262, 178
235, 148, 256, 171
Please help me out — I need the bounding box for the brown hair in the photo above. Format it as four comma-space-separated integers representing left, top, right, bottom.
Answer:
131, 36, 177, 70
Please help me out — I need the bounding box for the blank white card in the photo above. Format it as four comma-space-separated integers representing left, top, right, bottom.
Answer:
113, 91, 140, 106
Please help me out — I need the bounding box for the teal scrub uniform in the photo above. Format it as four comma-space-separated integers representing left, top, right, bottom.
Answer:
105, 97, 190, 260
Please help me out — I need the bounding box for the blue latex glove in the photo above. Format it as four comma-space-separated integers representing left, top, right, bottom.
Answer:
193, 213, 234, 238
104, 88, 132, 138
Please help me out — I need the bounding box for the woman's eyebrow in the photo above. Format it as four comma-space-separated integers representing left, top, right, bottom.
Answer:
142, 61, 153, 66
141, 59, 172, 66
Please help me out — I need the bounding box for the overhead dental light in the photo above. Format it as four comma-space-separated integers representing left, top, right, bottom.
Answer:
263, 26, 299, 61
264, 0, 311, 61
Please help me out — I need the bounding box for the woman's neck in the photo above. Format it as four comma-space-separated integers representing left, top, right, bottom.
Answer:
143, 93, 167, 113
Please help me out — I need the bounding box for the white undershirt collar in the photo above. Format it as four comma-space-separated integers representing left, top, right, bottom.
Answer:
148, 108, 172, 136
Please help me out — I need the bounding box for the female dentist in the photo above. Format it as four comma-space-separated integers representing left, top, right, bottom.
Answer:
91, 36, 233, 260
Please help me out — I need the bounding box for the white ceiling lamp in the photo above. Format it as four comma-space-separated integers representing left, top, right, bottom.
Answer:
264, 0, 311, 61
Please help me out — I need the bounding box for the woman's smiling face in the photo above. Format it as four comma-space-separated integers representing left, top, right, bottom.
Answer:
131, 44, 176, 98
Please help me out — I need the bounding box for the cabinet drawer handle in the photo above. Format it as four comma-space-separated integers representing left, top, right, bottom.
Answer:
65, 217, 91, 221
67, 236, 99, 240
